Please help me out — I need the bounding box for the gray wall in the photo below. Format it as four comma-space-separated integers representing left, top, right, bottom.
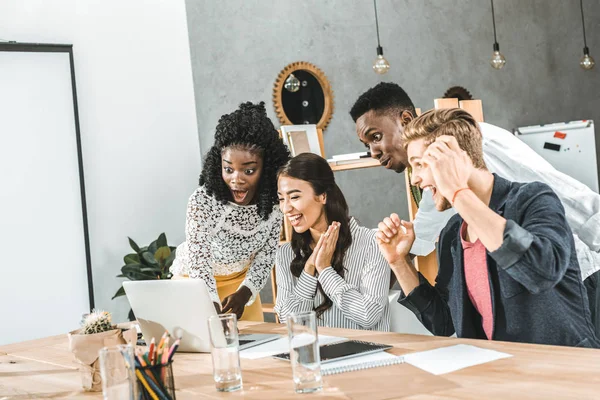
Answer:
186, 0, 599, 228
185, 0, 599, 305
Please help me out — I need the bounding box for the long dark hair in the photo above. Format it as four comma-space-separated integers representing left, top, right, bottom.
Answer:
199, 102, 290, 220
278, 153, 352, 317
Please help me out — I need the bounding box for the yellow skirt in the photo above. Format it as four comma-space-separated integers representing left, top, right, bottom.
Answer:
215, 267, 264, 322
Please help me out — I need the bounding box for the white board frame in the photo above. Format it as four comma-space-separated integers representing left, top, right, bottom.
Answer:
0, 43, 93, 344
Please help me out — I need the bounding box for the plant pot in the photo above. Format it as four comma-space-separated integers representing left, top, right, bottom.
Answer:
67, 328, 137, 391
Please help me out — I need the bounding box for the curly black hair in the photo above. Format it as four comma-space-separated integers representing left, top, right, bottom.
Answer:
349, 82, 416, 122
199, 101, 290, 220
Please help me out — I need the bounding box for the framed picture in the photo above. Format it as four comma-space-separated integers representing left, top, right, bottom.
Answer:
280, 124, 324, 157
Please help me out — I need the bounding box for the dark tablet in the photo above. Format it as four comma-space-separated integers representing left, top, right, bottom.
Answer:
272, 340, 392, 364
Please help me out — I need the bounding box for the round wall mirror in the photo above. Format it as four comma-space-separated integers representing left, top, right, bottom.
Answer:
273, 62, 334, 131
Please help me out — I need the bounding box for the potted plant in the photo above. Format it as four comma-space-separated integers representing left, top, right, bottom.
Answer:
112, 233, 177, 320
67, 310, 137, 391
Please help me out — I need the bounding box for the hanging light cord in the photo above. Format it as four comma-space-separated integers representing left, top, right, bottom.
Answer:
373, 0, 381, 47
491, 0, 498, 44
580, 0, 588, 48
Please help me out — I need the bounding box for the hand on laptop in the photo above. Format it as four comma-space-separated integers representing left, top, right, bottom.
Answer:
221, 285, 252, 320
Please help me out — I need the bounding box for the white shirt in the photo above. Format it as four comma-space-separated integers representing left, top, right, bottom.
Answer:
170, 186, 283, 304
411, 122, 600, 280
275, 218, 390, 331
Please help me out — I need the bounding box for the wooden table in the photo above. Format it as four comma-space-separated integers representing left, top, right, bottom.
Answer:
1, 322, 599, 399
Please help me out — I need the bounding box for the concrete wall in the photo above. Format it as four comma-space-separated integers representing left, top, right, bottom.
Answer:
186, 0, 599, 230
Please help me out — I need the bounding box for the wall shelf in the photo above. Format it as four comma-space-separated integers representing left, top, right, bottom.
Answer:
329, 158, 381, 172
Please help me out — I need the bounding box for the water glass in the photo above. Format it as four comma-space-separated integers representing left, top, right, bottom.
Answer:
207, 314, 243, 392
287, 311, 322, 393
98, 344, 137, 400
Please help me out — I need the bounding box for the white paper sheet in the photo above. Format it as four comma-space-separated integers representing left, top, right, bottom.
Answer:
403, 344, 512, 375
240, 335, 346, 360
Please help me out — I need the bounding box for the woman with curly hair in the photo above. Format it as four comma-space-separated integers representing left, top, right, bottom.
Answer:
275, 153, 390, 331
170, 102, 290, 321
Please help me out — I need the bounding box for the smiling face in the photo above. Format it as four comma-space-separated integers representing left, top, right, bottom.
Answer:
277, 175, 328, 234
407, 138, 452, 212
221, 147, 263, 206
356, 110, 412, 173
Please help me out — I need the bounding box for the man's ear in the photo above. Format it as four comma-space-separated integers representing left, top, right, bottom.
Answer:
400, 110, 414, 127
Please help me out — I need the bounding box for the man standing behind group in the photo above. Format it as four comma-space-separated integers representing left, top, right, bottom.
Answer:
350, 82, 600, 335
376, 108, 598, 347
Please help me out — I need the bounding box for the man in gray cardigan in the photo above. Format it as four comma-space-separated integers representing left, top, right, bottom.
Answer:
376, 108, 598, 347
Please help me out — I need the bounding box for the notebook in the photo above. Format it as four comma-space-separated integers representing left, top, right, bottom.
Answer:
320, 351, 404, 376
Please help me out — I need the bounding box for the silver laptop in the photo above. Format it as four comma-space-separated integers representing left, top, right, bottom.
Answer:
123, 279, 279, 352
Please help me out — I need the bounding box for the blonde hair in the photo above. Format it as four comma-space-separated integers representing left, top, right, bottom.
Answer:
402, 108, 486, 169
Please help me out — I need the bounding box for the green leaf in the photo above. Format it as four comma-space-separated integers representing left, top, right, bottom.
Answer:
122, 264, 160, 274
112, 285, 126, 300
148, 240, 158, 255
156, 233, 167, 248
140, 246, 148, 253
116, 274, 126, 278
154, 246, 171, 263
164, 249, 177, 268
142, 251, 159, 266
121, 263, 144, 272
122, 269, 157, 280
128, 237, 141, 254
124, 253, 140, 265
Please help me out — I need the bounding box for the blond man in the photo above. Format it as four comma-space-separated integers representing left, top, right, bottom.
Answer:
377, 108, 598, 348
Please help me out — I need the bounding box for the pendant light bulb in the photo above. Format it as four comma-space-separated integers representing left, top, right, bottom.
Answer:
490, 43, 506, 69
373, 46, 390, 75
489, 0, 505, 70
580, 49, 596, 70
371, 0, 390, 75
579, 0, 595, 71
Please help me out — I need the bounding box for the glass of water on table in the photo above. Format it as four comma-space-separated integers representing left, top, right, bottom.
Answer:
287, 311, 322, 393
207, 314, 243, 392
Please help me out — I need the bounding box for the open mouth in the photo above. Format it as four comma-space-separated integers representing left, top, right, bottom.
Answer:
287, 213, 303, 227
380, 157, 392, 169
231, 189, 249, 203
423, 185, 438, 198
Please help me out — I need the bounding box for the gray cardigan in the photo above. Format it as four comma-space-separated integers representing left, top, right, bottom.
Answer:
400, 174, 599, 348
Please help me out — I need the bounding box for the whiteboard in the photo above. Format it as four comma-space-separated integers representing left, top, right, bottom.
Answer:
0, 44, 92, 345
515, 120, 598, 193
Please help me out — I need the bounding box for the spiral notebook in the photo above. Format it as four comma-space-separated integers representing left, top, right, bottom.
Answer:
320, 351, 404, 376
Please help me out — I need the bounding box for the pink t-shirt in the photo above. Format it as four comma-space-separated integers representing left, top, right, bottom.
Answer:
460, 222, 494, 340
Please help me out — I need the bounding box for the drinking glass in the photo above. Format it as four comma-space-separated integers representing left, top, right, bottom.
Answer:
287, 311, 322, 393
98, 344, 137, 400
207, 314, 243, 392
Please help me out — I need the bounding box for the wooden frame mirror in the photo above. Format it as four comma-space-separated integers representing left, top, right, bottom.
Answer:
273, 61, 334, 131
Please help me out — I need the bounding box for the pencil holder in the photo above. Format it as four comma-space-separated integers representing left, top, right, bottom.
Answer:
136, 361, 176, 400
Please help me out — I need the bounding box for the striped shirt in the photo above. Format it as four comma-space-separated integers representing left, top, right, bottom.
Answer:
275, 218, 390, 331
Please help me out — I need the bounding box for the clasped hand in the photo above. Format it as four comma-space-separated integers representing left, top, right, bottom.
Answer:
304, 221, 340, 275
